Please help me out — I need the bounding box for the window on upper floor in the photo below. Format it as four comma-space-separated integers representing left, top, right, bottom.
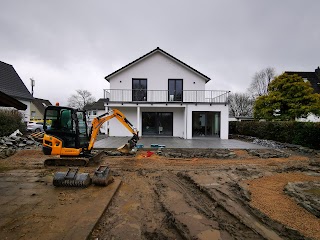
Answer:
132, 79, 147, 101
168, 79, 183, 101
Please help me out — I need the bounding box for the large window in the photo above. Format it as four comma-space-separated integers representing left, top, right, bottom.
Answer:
192, 111, 220, 137
132, 79, 147, 101
168, 79, 183, 101
142, 112, 173, 136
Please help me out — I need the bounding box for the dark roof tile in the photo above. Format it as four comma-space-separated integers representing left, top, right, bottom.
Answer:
32, 98, 52, 115
83, 98, 106, 110
0, 61, 33, 100
285, 69, 320, 93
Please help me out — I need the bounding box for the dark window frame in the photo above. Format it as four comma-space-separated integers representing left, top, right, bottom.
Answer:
168, 79, 183, 102
142, 112, 173, 136
132, 78, 148, 101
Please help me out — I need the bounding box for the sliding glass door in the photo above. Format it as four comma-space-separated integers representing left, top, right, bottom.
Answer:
142, 112, 173, 136
192, 111, 220, 137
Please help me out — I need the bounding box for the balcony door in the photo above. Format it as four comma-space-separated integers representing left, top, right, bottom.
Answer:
168, 79, 183, 101
132, 79, 147, 101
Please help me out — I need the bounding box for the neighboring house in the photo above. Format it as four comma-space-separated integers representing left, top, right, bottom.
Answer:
30, 98, 52, 121
104, 47, 230, 139
84, 98, 108, 133
0, 61, 33, 121
285, 67, 320, 122
285, 67, 320, 93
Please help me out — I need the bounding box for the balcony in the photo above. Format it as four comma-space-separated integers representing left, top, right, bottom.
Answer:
104, 89, 229, 104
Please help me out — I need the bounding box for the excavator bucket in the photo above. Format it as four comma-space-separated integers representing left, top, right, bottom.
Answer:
117, 143, 132, 154
92, 165, 114, 186
117, 134, 139, 154
53, 168, 91, 187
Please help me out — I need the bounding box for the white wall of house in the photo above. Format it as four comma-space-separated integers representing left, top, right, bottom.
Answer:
109, 52, 206, 92
108, 106, 185, 138
108, 107, 138, 137
297, 113, 320, 122
19, 100, 31, 122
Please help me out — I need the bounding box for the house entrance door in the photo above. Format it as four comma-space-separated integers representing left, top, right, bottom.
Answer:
192, 111, 220, 137
142, 112, 173, 136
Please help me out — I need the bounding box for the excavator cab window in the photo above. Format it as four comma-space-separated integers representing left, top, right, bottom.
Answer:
44, 106, 77, 148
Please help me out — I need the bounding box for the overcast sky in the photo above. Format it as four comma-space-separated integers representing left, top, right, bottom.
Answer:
1, 0, 319, 105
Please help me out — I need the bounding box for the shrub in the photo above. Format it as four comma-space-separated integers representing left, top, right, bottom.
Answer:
229, 121, 320, 149
0, 109, 26, 137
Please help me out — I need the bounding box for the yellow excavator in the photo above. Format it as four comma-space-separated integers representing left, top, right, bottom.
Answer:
42, 105, 139, 166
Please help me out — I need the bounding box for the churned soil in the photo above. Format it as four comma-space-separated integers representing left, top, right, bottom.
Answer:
0, 148, 319, 240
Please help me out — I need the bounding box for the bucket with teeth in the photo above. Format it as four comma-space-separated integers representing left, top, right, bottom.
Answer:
53, 168, 91, 187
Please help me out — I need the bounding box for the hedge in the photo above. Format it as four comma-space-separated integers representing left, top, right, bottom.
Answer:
0, 109, 26, 137
229, 121, 320, 150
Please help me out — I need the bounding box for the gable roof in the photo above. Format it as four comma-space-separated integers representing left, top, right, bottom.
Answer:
0, 90, 27, 110
105, 47, 211, 82
32, 98, 52, 115
0, 61, 33, 101
83, 98, 106, 111
285, 67, 320, 93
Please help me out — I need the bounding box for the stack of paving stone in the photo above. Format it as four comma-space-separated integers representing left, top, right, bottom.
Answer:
0, 134, 41, 159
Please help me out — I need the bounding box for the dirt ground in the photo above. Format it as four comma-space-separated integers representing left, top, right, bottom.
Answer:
0, 147, 319, 240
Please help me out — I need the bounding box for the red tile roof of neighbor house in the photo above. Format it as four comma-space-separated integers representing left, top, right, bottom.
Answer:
105, 47, 211, 83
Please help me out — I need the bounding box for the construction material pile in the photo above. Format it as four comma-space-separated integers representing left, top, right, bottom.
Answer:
0, 130, 41, 159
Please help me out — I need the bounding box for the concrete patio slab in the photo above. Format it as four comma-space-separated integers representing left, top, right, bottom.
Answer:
94, 136, 267, 149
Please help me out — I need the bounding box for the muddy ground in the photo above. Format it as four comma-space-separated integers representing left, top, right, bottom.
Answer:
0, 147, 319, 240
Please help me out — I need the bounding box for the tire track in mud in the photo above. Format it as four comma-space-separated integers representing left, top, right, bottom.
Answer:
156, 172, 266, 240
90, 172, 183, 240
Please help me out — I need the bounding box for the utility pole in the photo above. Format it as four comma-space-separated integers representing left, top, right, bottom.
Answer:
30, 78, 35, 96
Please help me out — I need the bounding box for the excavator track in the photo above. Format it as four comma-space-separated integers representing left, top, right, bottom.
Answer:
44, 150, 105, 167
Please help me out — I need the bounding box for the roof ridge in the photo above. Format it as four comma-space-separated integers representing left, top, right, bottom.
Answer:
105, 47, 211, 82
0, 60, 12, 66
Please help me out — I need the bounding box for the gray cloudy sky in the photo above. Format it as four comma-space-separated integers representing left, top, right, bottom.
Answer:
1, 0, 319, 105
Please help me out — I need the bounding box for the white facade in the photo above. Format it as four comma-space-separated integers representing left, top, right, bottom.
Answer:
105, 48, 229, 139
19, 100, 31, 122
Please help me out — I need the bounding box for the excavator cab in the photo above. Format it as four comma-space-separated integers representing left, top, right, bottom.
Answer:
43, 106, 89, 156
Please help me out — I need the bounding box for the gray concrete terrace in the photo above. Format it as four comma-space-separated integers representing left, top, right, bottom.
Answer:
94, 136, 266, 149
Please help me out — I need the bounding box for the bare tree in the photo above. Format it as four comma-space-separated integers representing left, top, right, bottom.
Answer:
67, 89, 96, 109
228, 93, 254, 117
248, 67, 276, 98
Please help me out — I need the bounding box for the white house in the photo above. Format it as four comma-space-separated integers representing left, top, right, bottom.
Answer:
103, 47, 230, 139
84, 98, 108, 134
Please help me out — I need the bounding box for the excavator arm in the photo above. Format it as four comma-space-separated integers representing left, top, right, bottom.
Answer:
87, 109, 139, 152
